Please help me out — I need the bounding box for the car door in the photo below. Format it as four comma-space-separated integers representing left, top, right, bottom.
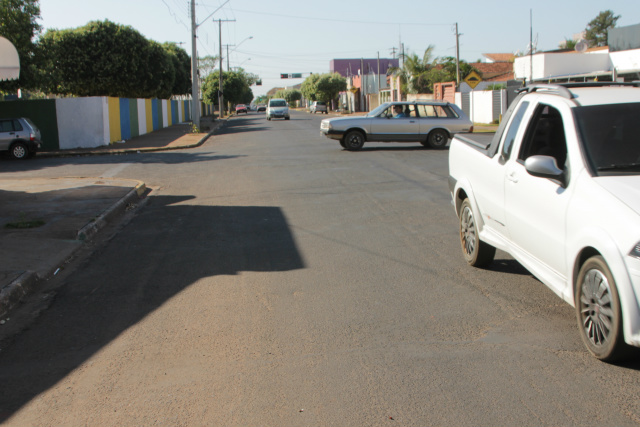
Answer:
504, 102, 571, 282
0, 119, 16, 151
417, 104, 454, 137
369, 104, 419, 141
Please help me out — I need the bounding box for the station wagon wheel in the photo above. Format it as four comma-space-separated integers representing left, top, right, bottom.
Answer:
575, 256, 628, 361
10, 142, 29, 160
459, 199, 495, 267
428, 129, 448, 149
343, 130, 365, 151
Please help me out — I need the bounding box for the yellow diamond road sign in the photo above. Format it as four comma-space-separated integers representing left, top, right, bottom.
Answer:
464, 70, 482, 89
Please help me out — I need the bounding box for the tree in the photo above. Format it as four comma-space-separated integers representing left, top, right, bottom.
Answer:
198, 55, 219, 79
36, 20, 185, 99
585, 10, 620, 47
390, 45, 436, 94
201, 69, 255, 107
163, 42, 192, 96
560, 39, 578, 50
274, 88, 302, 105
390, 47, 477, 94
301, 72, 346, 106
0, 0, 41, 92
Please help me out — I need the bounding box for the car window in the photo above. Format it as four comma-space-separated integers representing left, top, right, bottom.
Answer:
500, 101, 530, 159
13, 120, 23, 131
0, 120, 14, 132
575, 102, 640, 175
270, 100, 287, 107
518, 104, 568, 168
416, 105, 454, 118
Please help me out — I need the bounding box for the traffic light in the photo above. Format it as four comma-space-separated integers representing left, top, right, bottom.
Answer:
280, 74, 289, 79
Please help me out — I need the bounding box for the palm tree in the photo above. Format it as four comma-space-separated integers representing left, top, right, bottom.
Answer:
391, 45, 436, 94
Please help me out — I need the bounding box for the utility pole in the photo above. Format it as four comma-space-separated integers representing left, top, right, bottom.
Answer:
217, 19, 235, 117
190, 0, 199, 129
455, 23, 461, 86
529, 9, 533, 84
223, 44, 235, 72
190, 0, 230, 129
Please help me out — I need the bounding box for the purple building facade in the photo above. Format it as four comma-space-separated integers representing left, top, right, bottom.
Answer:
330, 58, 399, 78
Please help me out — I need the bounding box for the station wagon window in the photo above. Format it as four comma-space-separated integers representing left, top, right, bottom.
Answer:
13, 119, 23, 131
383, 104, 417, 118
416, 104, 457, 118
500, 101, 530, 159
518, 104, 568, 168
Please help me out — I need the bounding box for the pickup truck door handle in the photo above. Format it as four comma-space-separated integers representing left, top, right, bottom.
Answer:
507, 172, 518, 183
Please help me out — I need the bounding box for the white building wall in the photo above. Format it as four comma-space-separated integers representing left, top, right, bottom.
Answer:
162, 100, 169, 127
610, 49, 640, 74
137, 99, 147, 135
514, 52, 611, 80
469, 91, 494, 124
56, 97, 107, 149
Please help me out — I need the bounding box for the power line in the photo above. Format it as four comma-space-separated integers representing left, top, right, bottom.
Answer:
229, 8, 452, 27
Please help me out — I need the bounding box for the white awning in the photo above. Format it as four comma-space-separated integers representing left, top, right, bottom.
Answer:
0, 36, 20, 81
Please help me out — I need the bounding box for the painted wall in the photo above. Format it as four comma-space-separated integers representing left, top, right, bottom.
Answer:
0, 96, 211, 150
56, 97, 106, 149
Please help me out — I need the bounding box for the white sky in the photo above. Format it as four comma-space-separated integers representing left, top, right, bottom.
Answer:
39, 0, 638, 97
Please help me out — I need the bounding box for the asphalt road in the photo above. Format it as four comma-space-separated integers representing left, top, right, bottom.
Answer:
1, 110, 639, 426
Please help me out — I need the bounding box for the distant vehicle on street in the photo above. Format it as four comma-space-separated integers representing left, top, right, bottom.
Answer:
0, 117, 42, 159
257, 105, 266, 112
320, 101, 472, 151
266, 98, 290, 121
309, 101, 328, 114
235, 104, 248, 114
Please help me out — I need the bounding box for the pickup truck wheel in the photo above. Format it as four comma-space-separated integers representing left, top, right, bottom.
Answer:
428, 129, 448, 149
343, 130, 365, 151
10, 142, 29, 160
576, 256, 629, 361
459, 199, 495, 267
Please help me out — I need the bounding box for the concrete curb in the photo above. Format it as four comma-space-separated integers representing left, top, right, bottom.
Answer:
76, 181, 147, 241
0, 180, 148, 318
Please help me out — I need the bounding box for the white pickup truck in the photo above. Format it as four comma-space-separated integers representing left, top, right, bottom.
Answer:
448, 83, 640, 362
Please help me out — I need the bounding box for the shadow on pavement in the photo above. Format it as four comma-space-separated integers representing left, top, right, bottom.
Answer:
0, 195, 306, 421
0, 151, 245, 171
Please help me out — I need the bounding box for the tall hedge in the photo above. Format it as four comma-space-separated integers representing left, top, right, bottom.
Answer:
37, 20, 190, 99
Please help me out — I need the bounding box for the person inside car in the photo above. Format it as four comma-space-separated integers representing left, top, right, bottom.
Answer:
393, 105, 407, 118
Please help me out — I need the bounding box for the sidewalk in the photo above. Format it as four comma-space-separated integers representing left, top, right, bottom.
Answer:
0, 116, 224, 318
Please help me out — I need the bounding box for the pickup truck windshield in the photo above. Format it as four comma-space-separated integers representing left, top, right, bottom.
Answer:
575, 103, 640, 175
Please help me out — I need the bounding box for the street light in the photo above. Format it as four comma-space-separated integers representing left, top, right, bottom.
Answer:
235, 58, 251, 69
226, 36, 253, 71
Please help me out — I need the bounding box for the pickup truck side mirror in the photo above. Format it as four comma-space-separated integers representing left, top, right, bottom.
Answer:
524, 155, 567, 187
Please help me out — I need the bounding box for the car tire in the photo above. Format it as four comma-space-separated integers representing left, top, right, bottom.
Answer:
459, 199, 495, 267
343, 130, 365, 151
285, 117, 290, 120
339, 140, 346, 148
575, 256, 629, 362
9, 142, 29, 160
267, 117, 271, 121
427, 129, 449, 149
